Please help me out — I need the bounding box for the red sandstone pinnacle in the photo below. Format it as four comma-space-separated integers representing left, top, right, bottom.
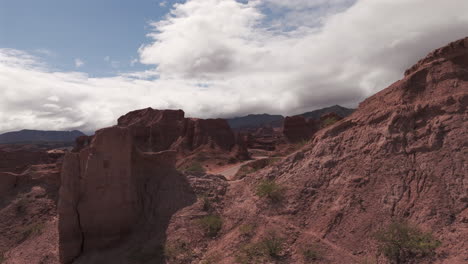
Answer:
59, 126, 183, 263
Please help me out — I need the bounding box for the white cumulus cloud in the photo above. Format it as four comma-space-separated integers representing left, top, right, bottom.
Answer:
1, 0, 468, 134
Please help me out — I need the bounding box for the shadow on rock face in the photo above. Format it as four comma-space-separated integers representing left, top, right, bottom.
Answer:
59, 127, 197, 264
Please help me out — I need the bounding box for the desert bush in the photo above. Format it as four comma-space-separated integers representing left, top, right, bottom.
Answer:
21, 223, 45, 240
184, 162, 206, 174
302, 244, 322, 263
164, 241, 194, 262
262, 232, 284, 258
235, 242, 264, 264
374, 221, 441, 264
202, 197, 212, 212
198, 215, 223, 237
255, 180, 284, 203
235, 232, 285, 263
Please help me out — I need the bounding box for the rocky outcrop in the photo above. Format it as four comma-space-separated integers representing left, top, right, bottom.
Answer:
0, 150, 55, 174
158, 37, 468, 264
59, 123, 198, 263
282, 115, 319, 143
116, 108, 247, 159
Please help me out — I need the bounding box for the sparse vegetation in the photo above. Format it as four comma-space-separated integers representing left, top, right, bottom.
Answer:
235, 158, 281, 179
235, 231, 285, 263
235, 242, 264, 264
0, 252, 5, 264
321, 116, 339, 127
21, 223, 45, 240
200, 253, 222, 264
262, 232, 284, 258
374, 220, 441, 264
198, 215, 223, 237
184, 161, 206, 174
15, 197, 28, 214
164, 241, 194, 262
302, 244, 322, 263
359, 257, 378, 264
201, 195, 212, 212
239, 223, 256, 237
295, 139, 310, 148
255, 179, 285, 203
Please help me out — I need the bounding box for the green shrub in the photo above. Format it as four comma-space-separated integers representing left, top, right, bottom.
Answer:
21, 223, 45, 240
262, 232, 284, 258
235, 232, 284, 263
164, 241, 194, 262
198, 215, 223, 237
184, 162, 206, 174
202, 196, 212, 212
302, 244, 322, 263
255, 180, 284, 203
0, 253, 5, 264
295, 139, 310, 148
235, 242, 264, 264
374, 221, 441, 264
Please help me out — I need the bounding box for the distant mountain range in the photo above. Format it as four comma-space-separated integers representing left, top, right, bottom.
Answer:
0, 129, 85, 144
227, 105, 355, 130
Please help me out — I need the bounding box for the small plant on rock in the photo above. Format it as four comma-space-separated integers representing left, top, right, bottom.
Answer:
164, 241, 194, 262
184, 162, 206, 174
261, 231, 284, 258
235, 242, 264, 264
256, 180, 285, 203
21, 223, 45, 241
199, 195, 212, 212
374, 220, 441, 264
198, 215, 223, 237
302, 244, 322, 263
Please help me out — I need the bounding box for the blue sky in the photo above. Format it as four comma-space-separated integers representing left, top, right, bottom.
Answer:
0, 0, 180, 76
0, 0, 467, 133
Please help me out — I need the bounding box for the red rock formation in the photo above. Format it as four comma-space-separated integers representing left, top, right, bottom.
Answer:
0, 150, 53, 174
282, 115, 319, 143
145, 37, 468, 264
116, 108, 247, 159
319, 112, 343, 128
58, 124, 198, 263
0, 163, 61, 264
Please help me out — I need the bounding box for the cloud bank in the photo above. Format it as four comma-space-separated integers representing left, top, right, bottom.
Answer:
1, 0, 468, 133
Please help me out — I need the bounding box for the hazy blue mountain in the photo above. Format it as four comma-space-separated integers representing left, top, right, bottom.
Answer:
0, 129, 85, 144
227, 105, 355, 130
227, 114, 284, 130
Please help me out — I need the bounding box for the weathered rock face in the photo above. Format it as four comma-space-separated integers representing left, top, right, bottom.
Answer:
116, 108, 246, 159
0, 150, 53, 174
162, 37, 468, 264
59, 125, 196, 263
282, 115, 319, 143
